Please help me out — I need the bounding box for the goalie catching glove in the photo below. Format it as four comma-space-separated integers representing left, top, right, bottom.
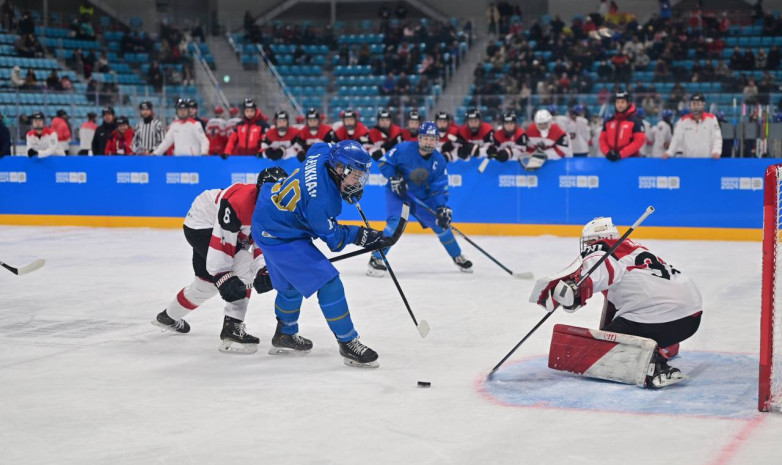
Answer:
215, 272, 247, 302
529, 256, 593, 312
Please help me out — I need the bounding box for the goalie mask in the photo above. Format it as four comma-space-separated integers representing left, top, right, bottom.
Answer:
534, 109, 552, 138
580, 217, 620, 253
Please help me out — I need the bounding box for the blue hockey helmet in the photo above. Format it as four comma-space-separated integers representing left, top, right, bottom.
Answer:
661, 109, 674, 120
328, 140, 372, 204
636, 107, 645, 118
419, 121, 437, 136
547, 104, 558, 115
418, 121, 438, 155
571, 104, 584, 115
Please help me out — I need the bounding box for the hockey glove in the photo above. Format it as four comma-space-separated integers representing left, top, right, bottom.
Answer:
436, 206, 453, 229
606, 150, 622, 161
441, 141, 455, 154
371, 149, 384, 161
353, 227, 391, 249
214, 272, 247, 302
343, 187, 364, 205
220, 153, 229, 160
495, 148, 511, 163
389, 176, 407, 198
265, 147, 284, 160
456, 143, 474, 159
28, 149, 38, 157
296, 150, 307, 162
253, 268, 274, 294
553, 279, 582, 312
486, 144, 499, 159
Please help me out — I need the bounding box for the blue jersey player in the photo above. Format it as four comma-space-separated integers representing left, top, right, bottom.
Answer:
251, 140, 391, 367
368, 121, 472, 276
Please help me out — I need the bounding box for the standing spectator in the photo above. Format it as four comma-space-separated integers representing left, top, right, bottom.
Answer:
486, 3, 500, 35
92, 106, 117, 156
132, 101, 164, 155
50, 110, 72, 155
599, 89, 646, 161
18, 9, 33, 36
26, 112, 63, 158
83, 50, 95, 79
148, 61, 163, 92
78, 112, 97, 155
0, 112, 10, 156
664, 94, 722, 159
105, 116, 134, 155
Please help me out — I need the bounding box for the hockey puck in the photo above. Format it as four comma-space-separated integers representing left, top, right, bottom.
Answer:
417, 381, 431, 388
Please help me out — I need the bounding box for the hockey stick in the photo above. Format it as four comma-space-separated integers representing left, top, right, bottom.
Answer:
328, 203, 410, 264
486, 206, 655, 380
355, 202, 429, 338
0, 258, 46, 276
408, 195, 534, 279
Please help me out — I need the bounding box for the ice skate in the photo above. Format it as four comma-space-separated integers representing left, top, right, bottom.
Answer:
218, 316, 259, 354
453, 254, 474, 273
269, 319, 313, 356
152, 310, 190, 334
367, 256, 387, 277
645, 357, 689, 388
338, 338, 379, 368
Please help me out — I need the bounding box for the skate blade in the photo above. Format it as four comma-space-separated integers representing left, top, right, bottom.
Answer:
342, 357, 379, 368
151, 319, 188, 334
218, 340, 258, 354
649, 374, 691, 389
268, 346, 312, 356
456, 266, 474, 274
366, 267, 386, 278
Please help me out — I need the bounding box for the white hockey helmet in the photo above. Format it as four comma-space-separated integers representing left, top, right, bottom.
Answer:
534, 109, 552, 137
581, 217, 620, 252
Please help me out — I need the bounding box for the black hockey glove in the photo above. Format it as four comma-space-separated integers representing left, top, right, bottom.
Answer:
253, 268, 274, 294
265, 147, 284, 160
441, 141, 455, 154
606, 150, 622, 161
353, 227, 391, 249
371, 149, 384, 161
296, 149, 307, 162
389, 176, 407, 197
28, 148, 38, 157
343, 187, 364, 205
456, 143, 474, 159
214, 272, 247, 302
486, 144, 499, 159
220, 152, 229, 160
436, 206, 453, 229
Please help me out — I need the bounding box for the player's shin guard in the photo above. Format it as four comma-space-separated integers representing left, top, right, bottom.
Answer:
165, 277, 218, 320
433, 225, 462, 258
317, 277, 357, 342
223, 288, 251, 321
275, 289, 303, 335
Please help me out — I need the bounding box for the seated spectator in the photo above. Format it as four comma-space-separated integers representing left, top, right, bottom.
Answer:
61, 75, 73, 91
46, 70, 62, 90
97, 51, 110, 73
357, 43, 371, 66
21, 68, 38, 90
396, 71, 411, 95
597, 60, 612, 80
10, 65, 24, 88
293, 44, 309, 64
768, 45, 781, 70
380, 72, 396, 95
756, 49, 768, 69
14, 33, 42, 58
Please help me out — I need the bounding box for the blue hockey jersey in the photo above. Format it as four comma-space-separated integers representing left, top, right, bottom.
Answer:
252, 143, 360, 252
379, 141, 449, 208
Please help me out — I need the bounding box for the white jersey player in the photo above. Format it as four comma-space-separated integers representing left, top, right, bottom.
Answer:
647, 109, 673, 158
564, 105, 591, 157
153, 99, 210, 156
153, 167, 288, 353
26, 112, 64, 158
531, 217, 703, 388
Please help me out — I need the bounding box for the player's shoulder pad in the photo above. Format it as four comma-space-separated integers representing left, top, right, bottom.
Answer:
218, 198, 242, 233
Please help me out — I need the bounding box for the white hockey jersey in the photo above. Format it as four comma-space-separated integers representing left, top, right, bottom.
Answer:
666, 112, 722, 158
26, 128, 64, 158
184, 189, 221, 230
562, 115, 591, 155
525, 123, 573, 159
647, 120, 672, 158
153, 118, 210, 156
638, 119, 652, 157
580, 239, 702, 324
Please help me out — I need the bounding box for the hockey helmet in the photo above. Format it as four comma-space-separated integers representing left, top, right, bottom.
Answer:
377, 108, 391, 120
229, 107, 240, 116
418, 121, 438, 155
636, 107, 646, 118
407, 109, 421, 121
256, 166, 289, 190
534, 109, 552, 128
31, 111, 45, 122
571, 104, 584, 115
435, 111, 450, 122
186, 98, 198, 109
580, 217, 620, 253
614, 88, 631, 102
465, 107, 481, 120
546, 104, 558, 115
116, 116, 129, 126
175, 99, 188, 110
102, 106, 115, 115
661, 109, 674, 120
214, 106, 224, 115
341, 108, 358, 131
243, 98, 257, 109
328, 140, 371, 204
306, 107, 320, 120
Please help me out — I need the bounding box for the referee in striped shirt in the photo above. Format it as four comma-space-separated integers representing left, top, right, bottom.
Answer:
132, 101, 164, 155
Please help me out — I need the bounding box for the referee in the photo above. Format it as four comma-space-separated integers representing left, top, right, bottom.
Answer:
132, 101, 164, 155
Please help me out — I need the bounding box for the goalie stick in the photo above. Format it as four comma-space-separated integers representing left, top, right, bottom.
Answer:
355, 202, 429, 338
408, 195, 534, 279
1, 258, 46, 276
486, 206, 655, 380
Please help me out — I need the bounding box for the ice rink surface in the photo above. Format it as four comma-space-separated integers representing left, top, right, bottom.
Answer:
1, 226, 781, 465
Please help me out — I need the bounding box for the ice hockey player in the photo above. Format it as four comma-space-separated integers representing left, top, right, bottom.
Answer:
488, 111, 527, 163
261, 110, 301, 160
434, 111, 459, 160
205, 106, 228, 156
369, 121, 472, 276
524, 109, 572, 170
635, 108, 653, 157
599, 88, 646, 160
455, 107, 494, 160
368, 108, 404, 161
104, 116, 134, 155
186, 98, 207, 132
226, 106, 242, 132
295, 107, 337, 159
565, 105, 591, 157
153, 167, 288, 352
26, 111, 63, 157
647, 109, 673, 158
223, 99, 265, 156
401, 109, 422, 141
532, 217, 702, 388
153, 99, 210, 156
334, 108, 370, 144
251, 140, 390, 367
663, 93, 722, 159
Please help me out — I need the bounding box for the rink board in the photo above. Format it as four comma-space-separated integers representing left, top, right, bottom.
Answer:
0, 157, 775, 239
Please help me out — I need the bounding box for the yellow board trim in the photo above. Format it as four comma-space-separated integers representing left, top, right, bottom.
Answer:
0, 214, 762, 241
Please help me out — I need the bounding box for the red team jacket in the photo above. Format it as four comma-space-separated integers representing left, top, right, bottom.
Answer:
457, 122, 494, 144
206, 118, 228, 156
335, 122, 371, 143
261, 126, 300, 160
526, 123, 571, 158
599, 103, 646, 158
225, 117, 266, 155
296, 124, 337, 151
493, 127, 527, 148
369, 124, 404, 147
105, 128, 135, 155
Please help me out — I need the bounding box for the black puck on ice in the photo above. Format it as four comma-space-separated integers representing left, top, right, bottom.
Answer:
417, 381, 431, 388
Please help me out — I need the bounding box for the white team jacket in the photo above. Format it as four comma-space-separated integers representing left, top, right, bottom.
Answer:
666, 112, 722, 158
26, 128, 64, 157
153, 118, 209, 156
647, 120, 672, 158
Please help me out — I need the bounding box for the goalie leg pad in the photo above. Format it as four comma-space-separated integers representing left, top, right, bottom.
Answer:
548, 324, 657, 387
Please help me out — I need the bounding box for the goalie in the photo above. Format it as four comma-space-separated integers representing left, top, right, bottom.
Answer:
522, 109, 572, 171
530, 217, 703, 388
